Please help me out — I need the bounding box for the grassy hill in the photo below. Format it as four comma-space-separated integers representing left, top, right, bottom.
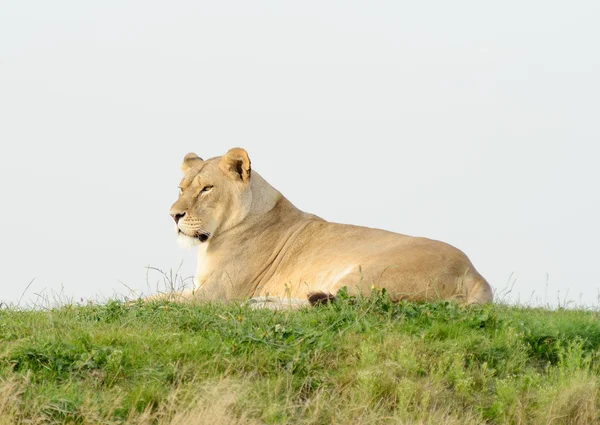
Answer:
1, 290, 599, 424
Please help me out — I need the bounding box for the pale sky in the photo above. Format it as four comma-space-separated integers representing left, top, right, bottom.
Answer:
1, 1, 599, 307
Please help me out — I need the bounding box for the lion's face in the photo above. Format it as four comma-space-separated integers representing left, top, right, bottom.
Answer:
169, 148, 252, 247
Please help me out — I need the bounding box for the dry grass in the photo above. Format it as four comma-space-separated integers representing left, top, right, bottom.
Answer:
0, 379, 21, 425
130, 379, 261, 425
533, 373, 599, 425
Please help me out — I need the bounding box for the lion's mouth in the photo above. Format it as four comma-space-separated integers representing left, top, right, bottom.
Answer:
178, 229, 211, 243
197, 233, 211, 242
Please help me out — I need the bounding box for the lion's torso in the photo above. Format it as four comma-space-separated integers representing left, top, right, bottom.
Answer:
191, 191, 490, 304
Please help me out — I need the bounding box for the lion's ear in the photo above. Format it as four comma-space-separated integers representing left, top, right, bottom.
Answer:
219, 148, 251, 182
181, 153, 203, 173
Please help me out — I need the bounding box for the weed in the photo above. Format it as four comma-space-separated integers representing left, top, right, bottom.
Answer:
0, 291, 599, 424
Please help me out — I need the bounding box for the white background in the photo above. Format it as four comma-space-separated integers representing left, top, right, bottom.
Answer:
1, 1, 598, 306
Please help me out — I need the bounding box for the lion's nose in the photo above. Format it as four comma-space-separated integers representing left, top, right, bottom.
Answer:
171, 212, 185, 224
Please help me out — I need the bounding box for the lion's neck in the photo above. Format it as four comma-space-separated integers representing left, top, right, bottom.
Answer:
194, 180, 318, 300
247, 171, 283, 217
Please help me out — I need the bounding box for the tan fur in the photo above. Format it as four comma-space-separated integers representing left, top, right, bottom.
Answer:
166, 148, 493, 305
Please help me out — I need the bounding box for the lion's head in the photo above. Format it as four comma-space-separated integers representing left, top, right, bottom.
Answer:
169, 148, 253, 247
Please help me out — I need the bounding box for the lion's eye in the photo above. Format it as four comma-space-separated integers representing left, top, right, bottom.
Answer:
200, 185, 213, 194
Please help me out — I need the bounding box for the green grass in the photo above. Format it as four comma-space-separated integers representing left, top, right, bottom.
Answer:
1, 289, 599, 424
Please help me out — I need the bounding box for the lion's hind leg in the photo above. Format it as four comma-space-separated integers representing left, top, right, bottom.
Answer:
465, 274, 494, 304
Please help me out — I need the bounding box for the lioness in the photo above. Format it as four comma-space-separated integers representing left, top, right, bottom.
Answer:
162, 148, 493, 308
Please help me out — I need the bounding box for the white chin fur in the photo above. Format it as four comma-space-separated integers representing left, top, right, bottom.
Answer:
177, 232, 202, 249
